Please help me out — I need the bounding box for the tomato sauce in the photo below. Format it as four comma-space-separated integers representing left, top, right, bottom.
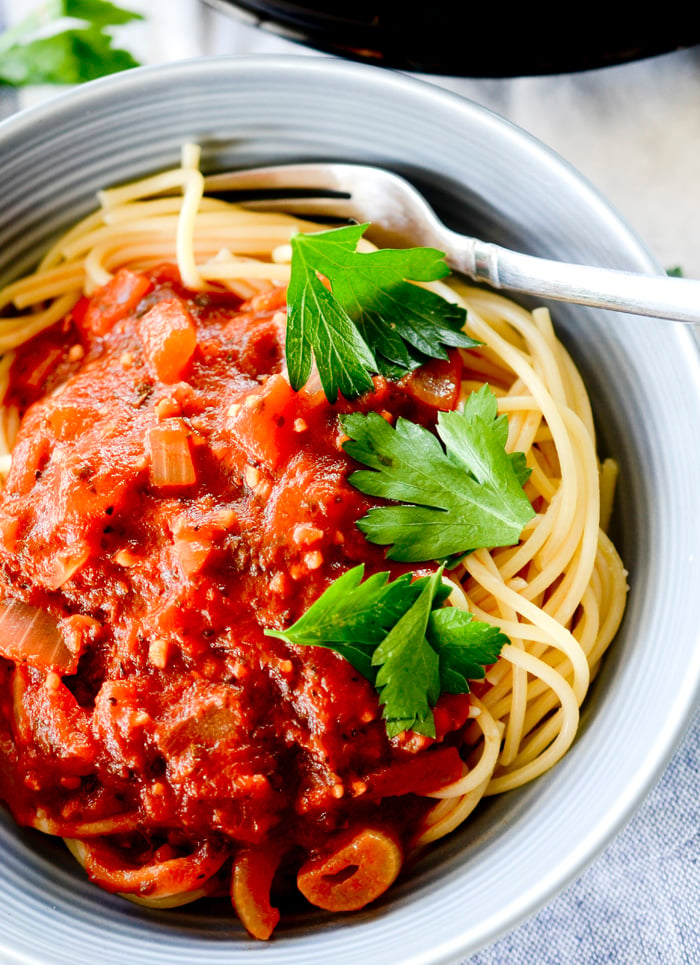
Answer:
0, 266, 470, 897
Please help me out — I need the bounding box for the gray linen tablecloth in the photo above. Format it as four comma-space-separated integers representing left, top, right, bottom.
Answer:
0, 2, 698, 961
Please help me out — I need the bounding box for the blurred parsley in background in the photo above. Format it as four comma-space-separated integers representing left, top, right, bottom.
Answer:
0, 0, 142, 86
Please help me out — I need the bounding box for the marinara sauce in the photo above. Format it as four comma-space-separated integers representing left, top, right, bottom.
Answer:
0, 265, 471, 916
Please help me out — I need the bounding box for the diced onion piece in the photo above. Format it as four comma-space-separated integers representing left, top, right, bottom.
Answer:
139, 297, 197, 384
148, 420, 196, 488
296, 828, 403, 912
0, 599, 76, 673
46, 544, 90, 590
173, 536, 212, 577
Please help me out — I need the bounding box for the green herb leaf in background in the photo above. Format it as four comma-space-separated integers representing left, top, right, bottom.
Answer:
0, 0, 142, 87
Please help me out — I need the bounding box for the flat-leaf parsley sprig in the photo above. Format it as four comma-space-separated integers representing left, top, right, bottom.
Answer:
266, 564, 507, 738
286, 224, 479, 402
341, 384, 535, 563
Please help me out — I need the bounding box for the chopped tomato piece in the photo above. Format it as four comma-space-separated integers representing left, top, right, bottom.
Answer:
139, 297, 198, 384
432, 692, 473, 738
398, 350, 463, 410
228, 373, 298, 472
68, 295, 90, 331
24, 347, 63, 390
361, 745, 463, 799
13, 665, 97, 771
240, 286, 287, 314
84, 269, 153, 336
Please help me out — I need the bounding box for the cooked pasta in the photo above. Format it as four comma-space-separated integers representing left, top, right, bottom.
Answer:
0, 145, 627, 939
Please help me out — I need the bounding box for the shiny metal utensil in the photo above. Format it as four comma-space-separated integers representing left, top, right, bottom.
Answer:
204, 162, 700, 324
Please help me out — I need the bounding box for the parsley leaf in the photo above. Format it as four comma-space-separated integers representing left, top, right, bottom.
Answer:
0, 1, 142, 87
287, 224, 479, 402
428, 608, 507, 693
371, 571, 441, 737
265, 564, 506, 738
341, 384, 535, 563
265, 565, 448, 681
285, 232, 376, 403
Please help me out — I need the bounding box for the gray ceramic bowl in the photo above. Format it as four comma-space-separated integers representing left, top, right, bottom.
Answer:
0, 56, 699, 965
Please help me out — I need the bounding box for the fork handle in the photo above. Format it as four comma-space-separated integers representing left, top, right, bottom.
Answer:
450, 237, 700, 324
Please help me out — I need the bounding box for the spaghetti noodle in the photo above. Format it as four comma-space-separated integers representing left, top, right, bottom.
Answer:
0, 146, 627, 939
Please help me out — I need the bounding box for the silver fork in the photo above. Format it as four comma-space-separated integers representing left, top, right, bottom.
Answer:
204, 162, 700, 324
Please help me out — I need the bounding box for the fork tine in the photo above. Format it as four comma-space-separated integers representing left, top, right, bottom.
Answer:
229, 196, 358, 219
203, 163, 348, 194
203, 163, 356, 222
